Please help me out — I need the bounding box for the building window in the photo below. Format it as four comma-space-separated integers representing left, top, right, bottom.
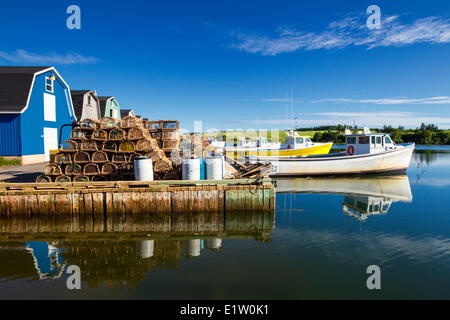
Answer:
87, 95, 91, 105
45, 77, 53, 93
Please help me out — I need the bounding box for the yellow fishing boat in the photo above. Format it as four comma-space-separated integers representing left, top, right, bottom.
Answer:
223, 132, 333, 158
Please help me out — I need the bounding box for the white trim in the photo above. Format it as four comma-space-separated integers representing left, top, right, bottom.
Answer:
45, 76, 54, 93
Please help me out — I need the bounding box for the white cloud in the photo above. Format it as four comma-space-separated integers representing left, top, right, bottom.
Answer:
231, 14, 450, 55
311, 96, 450, 105
0, 49, 99, 65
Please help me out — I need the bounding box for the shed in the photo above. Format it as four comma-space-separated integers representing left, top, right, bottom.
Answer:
120, 109, 135, 118
0, 66, 76, 164
98, 96, 121, 119
71, 90, 101, 121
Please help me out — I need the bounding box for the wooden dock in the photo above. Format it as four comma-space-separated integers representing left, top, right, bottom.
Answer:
0, 178, 275, 216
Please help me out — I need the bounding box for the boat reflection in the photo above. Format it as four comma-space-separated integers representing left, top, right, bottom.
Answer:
0, 210, 274, 289
275, 175, 413, 220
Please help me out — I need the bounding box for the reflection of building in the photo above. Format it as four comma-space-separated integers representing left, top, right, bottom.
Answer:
25, 241, 65, 279
343, 195, 392, 221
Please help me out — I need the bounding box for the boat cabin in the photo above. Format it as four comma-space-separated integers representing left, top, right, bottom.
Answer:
343, 195, 392, 221
285, 135, 313, 149
344, 129, 396, 156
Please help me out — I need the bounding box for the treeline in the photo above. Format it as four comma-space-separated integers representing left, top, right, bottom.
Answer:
306, 123, 450, 145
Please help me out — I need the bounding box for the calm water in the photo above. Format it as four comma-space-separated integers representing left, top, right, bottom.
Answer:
1, 147, 450, 299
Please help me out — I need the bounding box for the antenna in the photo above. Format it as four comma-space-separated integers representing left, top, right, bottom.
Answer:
291, 86, 294, 129
285, 89, 288, 130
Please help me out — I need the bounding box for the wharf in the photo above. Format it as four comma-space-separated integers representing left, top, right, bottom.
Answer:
0, 178, 275, 216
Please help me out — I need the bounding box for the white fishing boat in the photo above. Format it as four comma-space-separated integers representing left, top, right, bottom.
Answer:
275, 174, 413, 220
249, 128, 415, 176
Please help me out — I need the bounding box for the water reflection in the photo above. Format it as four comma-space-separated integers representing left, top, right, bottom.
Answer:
275, 175, 412, 220
0, 210, 274, 289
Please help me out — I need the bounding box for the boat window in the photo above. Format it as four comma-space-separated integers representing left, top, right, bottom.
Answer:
359, 137, 370, 144
295, 138, 304, 144
346, 137, 356, 144
306, 138, 311, 143
376, 136, 382, 144
371, 136, 375, 144
385, 136, 392, 144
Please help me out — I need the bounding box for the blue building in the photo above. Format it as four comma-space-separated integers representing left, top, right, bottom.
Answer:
0, 67, 76, 164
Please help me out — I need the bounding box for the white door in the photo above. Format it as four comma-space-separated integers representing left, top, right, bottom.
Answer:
43, 128, 58, 162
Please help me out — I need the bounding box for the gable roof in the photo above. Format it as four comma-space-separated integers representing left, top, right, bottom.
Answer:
0, 66, 50, 113
98, 96, 113, 117
70, 90, 99, 120
120, 109, 134, 118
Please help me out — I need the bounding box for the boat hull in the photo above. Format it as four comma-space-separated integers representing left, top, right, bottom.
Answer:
254, 143, 415, 176
225, 142, 333, 157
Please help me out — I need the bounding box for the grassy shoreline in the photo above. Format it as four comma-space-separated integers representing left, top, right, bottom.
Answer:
0, 157, 20, 167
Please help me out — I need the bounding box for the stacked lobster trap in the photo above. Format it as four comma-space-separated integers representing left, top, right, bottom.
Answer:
37, 116, 182, 183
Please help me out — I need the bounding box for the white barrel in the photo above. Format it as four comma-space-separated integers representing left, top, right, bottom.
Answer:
183, 239, 201, 258
134, 157, 153, 181
182, 158, 201, 180
205, 156, 224, 180
136, 240, 154, 259
206, 238, 222, 250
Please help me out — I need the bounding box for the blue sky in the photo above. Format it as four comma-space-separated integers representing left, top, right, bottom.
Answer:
1, 0, 450, 131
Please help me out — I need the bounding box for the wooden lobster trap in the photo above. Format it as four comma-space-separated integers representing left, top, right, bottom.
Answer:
35, 175, 52, 183
44, 164, 62, 176
102, 141, 117, 153
92, 151, 109, 163
55, 175, 71, 183
111, 153, 128, 163
65, 164, 83, 176
118, 141, 135, 153
109, 128, 126, 141
61, 140, 78, 152
149, 131, 162, 139
83, 163, 100, 176
54, 153, 72, 165
162, 139, 179, 150
147, 120, 162, 131
144, 149, 165, 163
79, 119, 98, 130
162, 129, 180, 140
73, 175, 90, 182
71, 129, 88, 140
127, 127, 149, 140
162, 120, 179, 129
154, 158, 173, 172
73, 151, 91, 163
117, 163, 134, 175
100, 117, 121, 129
80, 140, 98, 151
135, 139, 152, 152
92, 129, 108, 141
121, 115, 142, 128
101, 163, 118, 175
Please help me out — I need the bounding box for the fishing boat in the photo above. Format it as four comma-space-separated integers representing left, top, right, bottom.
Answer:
249, 128, 415, 176
275, 174, 413, 220
223, 131, 333, 158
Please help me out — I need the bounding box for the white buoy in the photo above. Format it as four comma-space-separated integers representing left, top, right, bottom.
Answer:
183, 239, 201, 258
205, 156, 224, 180
206, 238, 222, 250
134, 156, 153, 181
136, 240, 154, 259
182, 158, 201, 180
